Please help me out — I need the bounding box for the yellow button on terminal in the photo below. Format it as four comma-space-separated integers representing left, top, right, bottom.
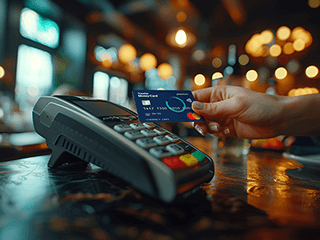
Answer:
179, 154, 199, 166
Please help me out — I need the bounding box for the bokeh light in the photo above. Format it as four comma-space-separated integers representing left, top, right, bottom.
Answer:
283, 42, 295, 55
0, 66, 5, 78
175, 29, 187, 47
269, 44, 281, 57
293, 39, 305, 51
308, 0, 320, 8
212, 72, 223, 80
276, 26, 291, 41
238, 54, 249, 65
192, 49, 205, 61
245, 34, 262, 57
245, 26, 312, 59
20, 8, 60, 49
291, 27, 305, 40
305, 65, 319, 78
275, 67, 287, 79
102, 58, 112, 68
157, 63, 173, 79
259, 30, 273, 44
246, 70, 258, 82
223, 66, 234, 76
291, 27, 312, 47
139, 53, 157, 71
118, 44, 137, 64
212, 57, 222, 68
194, 74, 206, 86
176, 11, 187, 22
166, 28, 197, 48
288, 87, 319, 96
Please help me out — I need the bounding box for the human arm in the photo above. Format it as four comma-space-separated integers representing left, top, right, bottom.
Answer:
191, 85, 320, 139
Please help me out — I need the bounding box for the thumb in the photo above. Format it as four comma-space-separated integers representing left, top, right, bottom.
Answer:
192, 99, 239, 118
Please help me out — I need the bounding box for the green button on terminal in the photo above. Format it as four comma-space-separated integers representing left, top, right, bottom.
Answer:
191, 151, 206, 162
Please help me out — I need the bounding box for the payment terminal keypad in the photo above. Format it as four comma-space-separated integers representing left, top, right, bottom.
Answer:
113, 123, 207, 171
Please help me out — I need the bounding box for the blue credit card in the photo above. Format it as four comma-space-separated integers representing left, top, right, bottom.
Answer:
132, 90, 204, 123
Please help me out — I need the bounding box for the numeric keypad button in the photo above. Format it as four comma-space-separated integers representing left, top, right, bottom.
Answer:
141, 129, 158, 137
153, 136, 171, 145
129, 123, 145, 130
124, 130, 144, 140
166, 144, 185, 155
143, 123, 156, 129
154, 128, 167, 135
136, 138, 158, 149
165, 134, 179, 142
113, 124, 132, 133
149, 147, 172, 158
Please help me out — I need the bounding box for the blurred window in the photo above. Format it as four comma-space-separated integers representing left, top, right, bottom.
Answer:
20, 7, 60, 49
15, 44, 53, 110
109, 77, 129, 107
93, 71, 110, 100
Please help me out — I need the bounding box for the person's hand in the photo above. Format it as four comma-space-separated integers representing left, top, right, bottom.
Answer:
191, 85, 288, 139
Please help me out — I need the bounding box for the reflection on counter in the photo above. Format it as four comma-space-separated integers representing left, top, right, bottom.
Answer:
185, 136, 320, 228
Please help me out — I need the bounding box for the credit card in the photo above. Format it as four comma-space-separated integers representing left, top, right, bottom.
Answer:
132, 90, 204, 123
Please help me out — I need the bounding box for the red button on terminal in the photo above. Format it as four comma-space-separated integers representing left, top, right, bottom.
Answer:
162, 156, 187, 170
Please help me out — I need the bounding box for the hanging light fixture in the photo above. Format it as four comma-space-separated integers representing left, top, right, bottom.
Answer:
166, 27, 197, 48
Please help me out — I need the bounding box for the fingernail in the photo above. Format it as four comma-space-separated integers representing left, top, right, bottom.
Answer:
224, 128, 230, 135
195, 126, 204, 136
210, 125, 219, 132
192, 101, 204, 110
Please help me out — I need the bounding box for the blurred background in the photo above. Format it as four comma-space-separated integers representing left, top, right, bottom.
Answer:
0, 0, 319, 134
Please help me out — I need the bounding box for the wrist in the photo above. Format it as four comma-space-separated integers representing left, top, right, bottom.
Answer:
279, 94, 320, 136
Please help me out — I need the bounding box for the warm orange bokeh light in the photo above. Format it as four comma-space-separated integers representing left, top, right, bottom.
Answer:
194, 74, 206, 86
288, 87, 319, 96
0, 66, 5, 78
269, 44, 281, 57
118, 44, 137, 64
283, 42, 295, 55
176, 11, 187, 22
158, 63, 173, 79
139, 53, 157, 71
305, 65, 319, 78
212, 72, 223, 80
276, 26, 291, 41
175, 29, 187, 47
238, 54, 249, 65
291, 27, 312, 47
293, 39, 305, 51
259, 30, 273, 44
275, 67, 287, 80
212, 58, 222, 68
246, 26, 312, 59
246, 69, 258, 82
309, 0, 320, 8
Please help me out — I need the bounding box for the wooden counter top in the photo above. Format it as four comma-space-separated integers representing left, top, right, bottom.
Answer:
1, 136, 320, 239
